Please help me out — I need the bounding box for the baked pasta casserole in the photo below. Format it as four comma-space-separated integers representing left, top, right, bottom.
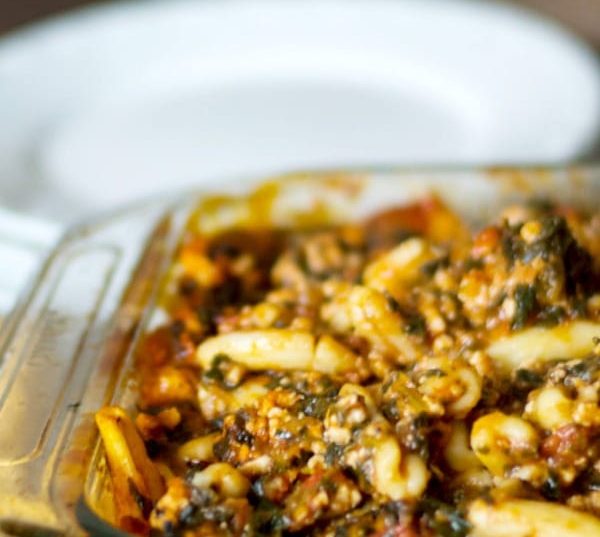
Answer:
96, 192, 600, 536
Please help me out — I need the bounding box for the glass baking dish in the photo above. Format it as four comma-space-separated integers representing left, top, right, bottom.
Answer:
1, 166, 599, 537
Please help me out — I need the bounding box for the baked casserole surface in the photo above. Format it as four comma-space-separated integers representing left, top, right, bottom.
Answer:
96, 192, 600, 536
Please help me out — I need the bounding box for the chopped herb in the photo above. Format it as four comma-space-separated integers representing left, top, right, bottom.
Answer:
386, 294, 402, 314
179, 503, 197, 525
567, 357, 600, 382
385, 294, 427, 336
541, 472, 562, 500
507, 216, 599, 296
405, 312, 427, 337
381, 400, 401, 422
418, 498, 471, 537
381, 500, 408, 521
512, 284, 538, 330
251, 499, 288, 534
325, 443, 345, 466
162, 520, 175, 537
334, 527, 349, 537
265, 374, 282, 390
524, 216, 566, 261
514, 369, 544, 390
297, 393, 334, 419
203, 353, 230, 383
322, 478, 337, 494
212, 438, 229, 460
274, 429, 293, 441
501, 224, 520, 264
233, 413, 254, 445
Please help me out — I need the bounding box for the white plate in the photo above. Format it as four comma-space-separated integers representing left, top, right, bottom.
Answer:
0, 0, 599, 221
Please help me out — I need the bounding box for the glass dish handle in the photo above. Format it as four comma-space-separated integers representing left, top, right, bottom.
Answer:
0, 207, 61, 315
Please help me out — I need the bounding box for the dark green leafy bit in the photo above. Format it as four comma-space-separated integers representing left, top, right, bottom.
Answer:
386, 294, 402, 314
502, 216, 600, 297
512, 284, 538, 330
527, 216, 577, 261
513, 368, 544, 391
179, 503, 236, 528
405, 312, 427, 337
417, 498, 471, 537
565, 356, 600, 383
323, 501, 414, 536
396, 414, 432, 459
177, 487, 214, 523
203, 353, 230, 383
386, 295, 427, 337
295, 392, 336, 419
231, 412, 254, 445
381, 400, 401, 422
213, 411, 254, 462
324, 443, 345, 467
501, 224, 520, 264
249, 499, 287, 536
501, 367, 547, 405
541, 472, 562, 500
152, 487, 223, 536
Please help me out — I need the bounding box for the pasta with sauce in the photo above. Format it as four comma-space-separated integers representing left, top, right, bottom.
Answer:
96, 193, 600, 536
